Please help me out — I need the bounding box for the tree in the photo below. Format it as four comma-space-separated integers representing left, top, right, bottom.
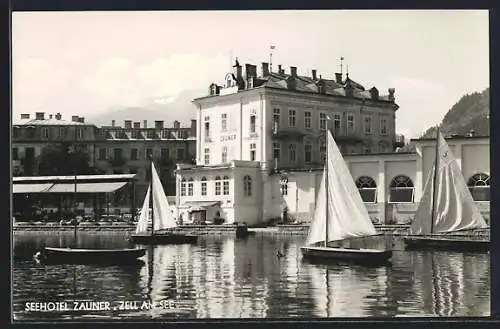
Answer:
37, 143, 99, 176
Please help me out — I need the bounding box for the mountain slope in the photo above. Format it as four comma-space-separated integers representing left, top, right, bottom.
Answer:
420, 87, 490, 138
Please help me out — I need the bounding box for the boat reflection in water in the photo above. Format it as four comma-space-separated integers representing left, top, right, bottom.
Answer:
13, 232, 490, 319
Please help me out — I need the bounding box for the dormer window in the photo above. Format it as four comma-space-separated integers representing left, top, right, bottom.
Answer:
317, 80, 326, 94
209, 83, 218, 96
226, 78, 232, 88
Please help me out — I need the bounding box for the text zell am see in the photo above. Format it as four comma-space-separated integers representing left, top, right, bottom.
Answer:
25, 300, 175, 312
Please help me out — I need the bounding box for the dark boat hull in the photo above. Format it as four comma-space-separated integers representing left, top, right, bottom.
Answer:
40, 247, 146, 265
130, 233, 198, 245
301, 246, 392, 266
404, 236, 489, 252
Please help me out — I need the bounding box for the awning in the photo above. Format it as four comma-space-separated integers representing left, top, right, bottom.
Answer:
13, 183, 53, 194
44, 182, 128, 193
180, 201, 220, 211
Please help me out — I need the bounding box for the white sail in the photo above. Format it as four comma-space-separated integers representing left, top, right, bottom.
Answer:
151, 162, 177, 231
411, 132, 487, 235
135, 185, 151, 234
306, 131, 377, 245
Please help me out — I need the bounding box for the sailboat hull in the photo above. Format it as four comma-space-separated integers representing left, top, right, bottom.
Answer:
301, 246, 392, 265
404, 236, 489, 252
130, 233, 198, 245
39, 247, 146, 265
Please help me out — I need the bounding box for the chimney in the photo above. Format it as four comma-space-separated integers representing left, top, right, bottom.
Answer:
111, 120, 115, 127
245, 64, 257, 78
262, 62, 269, 77
190, 119, 196, 137
370, 87, 379, 100
173, 120, 180, 129
49, 114, 53, 119
20, 113, 30, 119
124, 120, 132, 129
36, 112, 45, 120
290, 66, 297, 77
388, 88, 395, 101
143, 120, 147, 128
278, 65, 282, 74
335, 73, 342, 83
133, 122, 140, 129
312, 69, 317, 81
71, 115, 79, 122
155, 120, 164, 130
78, 117, 85, 123
55, 113, 62, 120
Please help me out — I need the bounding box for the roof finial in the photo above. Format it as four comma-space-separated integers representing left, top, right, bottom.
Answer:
233, 57, 240, 67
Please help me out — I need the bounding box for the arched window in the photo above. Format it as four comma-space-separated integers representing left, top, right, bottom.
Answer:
221, 146, 228, 163
356, 176, 377, 203
180, 178, 187, 196
289, 144, 296, 162
223, 175, 230, 195
187, 178, 194, 196
389, 175, 414, 203
200, 177, 207, 196
243, 175, 252, 197
467, 173, 490, 201
215, 176, 222, 196
304, 141, 312, 163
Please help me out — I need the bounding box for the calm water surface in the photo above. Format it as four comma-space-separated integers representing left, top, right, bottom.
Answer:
12, 232, 490, 320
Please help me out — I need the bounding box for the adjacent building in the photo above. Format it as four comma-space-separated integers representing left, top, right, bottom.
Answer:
175, 60, 490, 226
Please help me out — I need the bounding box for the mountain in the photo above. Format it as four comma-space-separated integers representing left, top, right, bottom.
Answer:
420, 87, 490, 139
85, 88, 206, 128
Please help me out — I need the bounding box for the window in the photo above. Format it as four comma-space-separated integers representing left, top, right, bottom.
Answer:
333, 113, 341, 135
250, 143, 256, 161
280, 175, 288, 196
289, 144, 296, 162
181, 178, 187, 196
59, 127, 66, 138
76, 128, 83, 139
162, 130, 169, 139
304, 111, 312, 129
221, 146, 228, 163
467, 173, 490, 201
221, 113, 228, 132
223, 175, 230, 195
215, 176, 222, 195
273, 142, 281, 160
347, 114, 355, 135
204, 148, 210, 165
380, 118, 388, 136
250, 115, 256, 133
99, 148, 107, 160
379, 141, 389, 153
356, 176, 377, 203
364, 116, 372, 134
305, 142, 312, 163
131, 148, 139, 160
201, 177, 207, 196
389, 175, 414, 202
243, 175, 252, 197
161, 148, 169, 159
273, 108, 280, 132
320, 112, 327, 131
320, 139, 327, 162
204, 121, 210, 141
42, 127, 49, 139
146, 148, 153, 160
12, 148, 18, 160
188, 178, 194, 196
113, 148, 123, 160
288, 109, 296, 127
177, 148, 185, 161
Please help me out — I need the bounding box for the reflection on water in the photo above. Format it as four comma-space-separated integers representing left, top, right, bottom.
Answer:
12, 232, 490, 320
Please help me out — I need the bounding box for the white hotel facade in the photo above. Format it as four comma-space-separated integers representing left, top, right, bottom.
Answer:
175, 60, 490, 226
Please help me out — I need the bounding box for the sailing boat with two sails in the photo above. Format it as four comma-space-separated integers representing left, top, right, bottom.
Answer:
131, 162, 197, 245
404, 129, 489, 251
301, 129, 392, 265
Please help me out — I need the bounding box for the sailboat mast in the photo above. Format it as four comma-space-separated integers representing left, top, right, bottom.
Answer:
430, 128, 440, 235
324, 125, 329, 248
150, 158, 155, 236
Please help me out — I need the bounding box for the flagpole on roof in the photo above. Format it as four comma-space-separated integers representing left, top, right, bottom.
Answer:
270, 45, 276, 73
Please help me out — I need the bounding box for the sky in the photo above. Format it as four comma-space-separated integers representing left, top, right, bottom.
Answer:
12, 10, 489, 138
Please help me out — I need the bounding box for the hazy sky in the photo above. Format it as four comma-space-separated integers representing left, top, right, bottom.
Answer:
12, 10, 489, 138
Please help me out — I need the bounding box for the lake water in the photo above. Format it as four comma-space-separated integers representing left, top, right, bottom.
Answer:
12, 231, 490, 320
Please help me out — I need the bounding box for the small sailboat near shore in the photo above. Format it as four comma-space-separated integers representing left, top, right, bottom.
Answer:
301, 129, 392, 265
404, 129, 489, 252
131, 162, 197, 245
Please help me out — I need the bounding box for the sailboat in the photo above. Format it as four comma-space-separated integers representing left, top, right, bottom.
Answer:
300, 129, 392, 265
131, 162, 197, 245
404, 130, 489, 252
